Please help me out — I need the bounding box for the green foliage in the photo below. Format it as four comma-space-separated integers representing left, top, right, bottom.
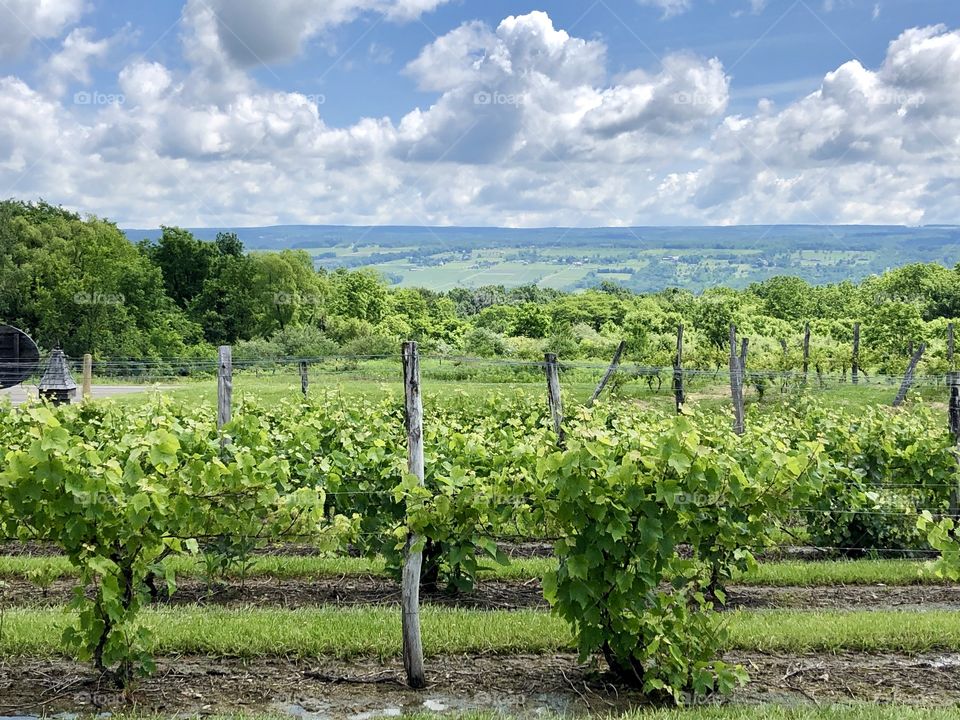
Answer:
783, 401, 953, 554
4, 200, 960, 372
541, 408, 818, 702
0, 400, 344, 682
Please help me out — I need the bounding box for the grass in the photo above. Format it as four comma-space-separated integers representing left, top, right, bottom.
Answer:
732, 559, 934, 586
624, 712, 960, 720
0, 555, 940, 586
4, 607, 960, 658
0, 606, 567, 658
90, 354, 927, 416
63, 711, 960, 720
0, 554, 942, 587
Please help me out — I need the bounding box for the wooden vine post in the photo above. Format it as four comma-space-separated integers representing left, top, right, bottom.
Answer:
949, 372, 960, 523
949, 323, 956, 370
852, 323, 861, 385
892, 343, 926, 408
217, 345, 232, 450
802, 322, 811, 386
729, 325, 745, 436
299, 360, 309, 397
544, 353, 565, 447
779, 338, 789, 392
672, 324, 685, 414
82, 353, 93, 400
401, 341, 426, 689
587, 341, 625, 408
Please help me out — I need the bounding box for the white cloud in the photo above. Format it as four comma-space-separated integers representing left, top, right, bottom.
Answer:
184, 0, 451, 68
640, 0, 768, 18
677, 25, 960, 224
637, 0, 693, 18
0, 0, 85, 59
397, 12, 723, 165
43, 27, 126, 97
0, 12, 958, 227
636, 0, 693, 18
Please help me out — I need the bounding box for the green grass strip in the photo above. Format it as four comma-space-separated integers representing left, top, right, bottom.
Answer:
613, 711, 960, 720
76, 710, 960, 720
616, 711, 960, 720
0, 606, 568, 658
0, 555, 938, 586
732, 559, 934, 586
4, 607, 960, 658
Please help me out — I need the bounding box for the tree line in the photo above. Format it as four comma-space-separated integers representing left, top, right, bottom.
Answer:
1, 199, 959, 374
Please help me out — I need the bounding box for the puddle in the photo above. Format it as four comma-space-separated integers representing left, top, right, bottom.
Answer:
348, 707, 402, 720
926, 655, 960, 669
271, 691, 575, 720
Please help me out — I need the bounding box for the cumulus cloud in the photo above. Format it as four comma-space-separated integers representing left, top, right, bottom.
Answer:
397, 12, 724, 164
43, 26, 129, 97
679, 24, 960, 224
0, 10, 958, 227
0, 0, 85, 59
184, 0, 451, 68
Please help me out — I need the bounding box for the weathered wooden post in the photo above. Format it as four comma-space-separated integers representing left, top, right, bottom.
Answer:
82, 353, 93, 400
852, 323, 861, 385
949, 323, 955, 370
893, 343, 926, 407
948, 372, 960, 524
802, 322, 811, 385
779, 338, 789, 392
544, 353, 565, 447
217, 345, 232, 449
587, 341, 625, 408
299, 360, 309, 397
729, 325, 745, 436
673, 324, 685, 414
401, 341, 426, 689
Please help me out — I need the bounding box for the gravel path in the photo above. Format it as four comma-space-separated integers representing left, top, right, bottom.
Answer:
0, 383, 171, 406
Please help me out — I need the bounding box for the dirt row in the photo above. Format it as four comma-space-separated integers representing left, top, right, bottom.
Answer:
3, 651, 960, 717
3, 575, 960, 611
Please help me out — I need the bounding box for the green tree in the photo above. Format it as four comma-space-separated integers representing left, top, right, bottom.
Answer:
511, 303, 550, 338
143, 227, 216, 309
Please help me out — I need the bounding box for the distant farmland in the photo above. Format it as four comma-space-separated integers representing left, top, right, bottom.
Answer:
125, 224, 960, 292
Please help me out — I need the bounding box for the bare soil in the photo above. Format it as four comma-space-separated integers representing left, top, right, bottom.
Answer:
4, 576, 960, 612
0, 576, 547, 610
2, 651, 960, 717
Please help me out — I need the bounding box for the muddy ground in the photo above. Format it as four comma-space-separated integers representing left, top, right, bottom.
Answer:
2, 651, 960, 717
4, 575, 960, 612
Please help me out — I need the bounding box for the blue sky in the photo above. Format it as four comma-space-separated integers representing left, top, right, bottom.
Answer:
0, 0, 958, 227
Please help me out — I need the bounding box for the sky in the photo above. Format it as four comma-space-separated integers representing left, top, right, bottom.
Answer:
0, 0, 959, 228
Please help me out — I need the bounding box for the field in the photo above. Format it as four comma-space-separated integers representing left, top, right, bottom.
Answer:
2, 362, 960, 720
319, 245, 911, 292
125, 224, 960, 292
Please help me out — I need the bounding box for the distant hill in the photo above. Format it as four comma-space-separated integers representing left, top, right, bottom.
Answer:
124, 224, 960, 293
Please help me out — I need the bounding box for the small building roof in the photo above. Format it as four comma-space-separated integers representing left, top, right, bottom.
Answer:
39, 349, 78, 391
